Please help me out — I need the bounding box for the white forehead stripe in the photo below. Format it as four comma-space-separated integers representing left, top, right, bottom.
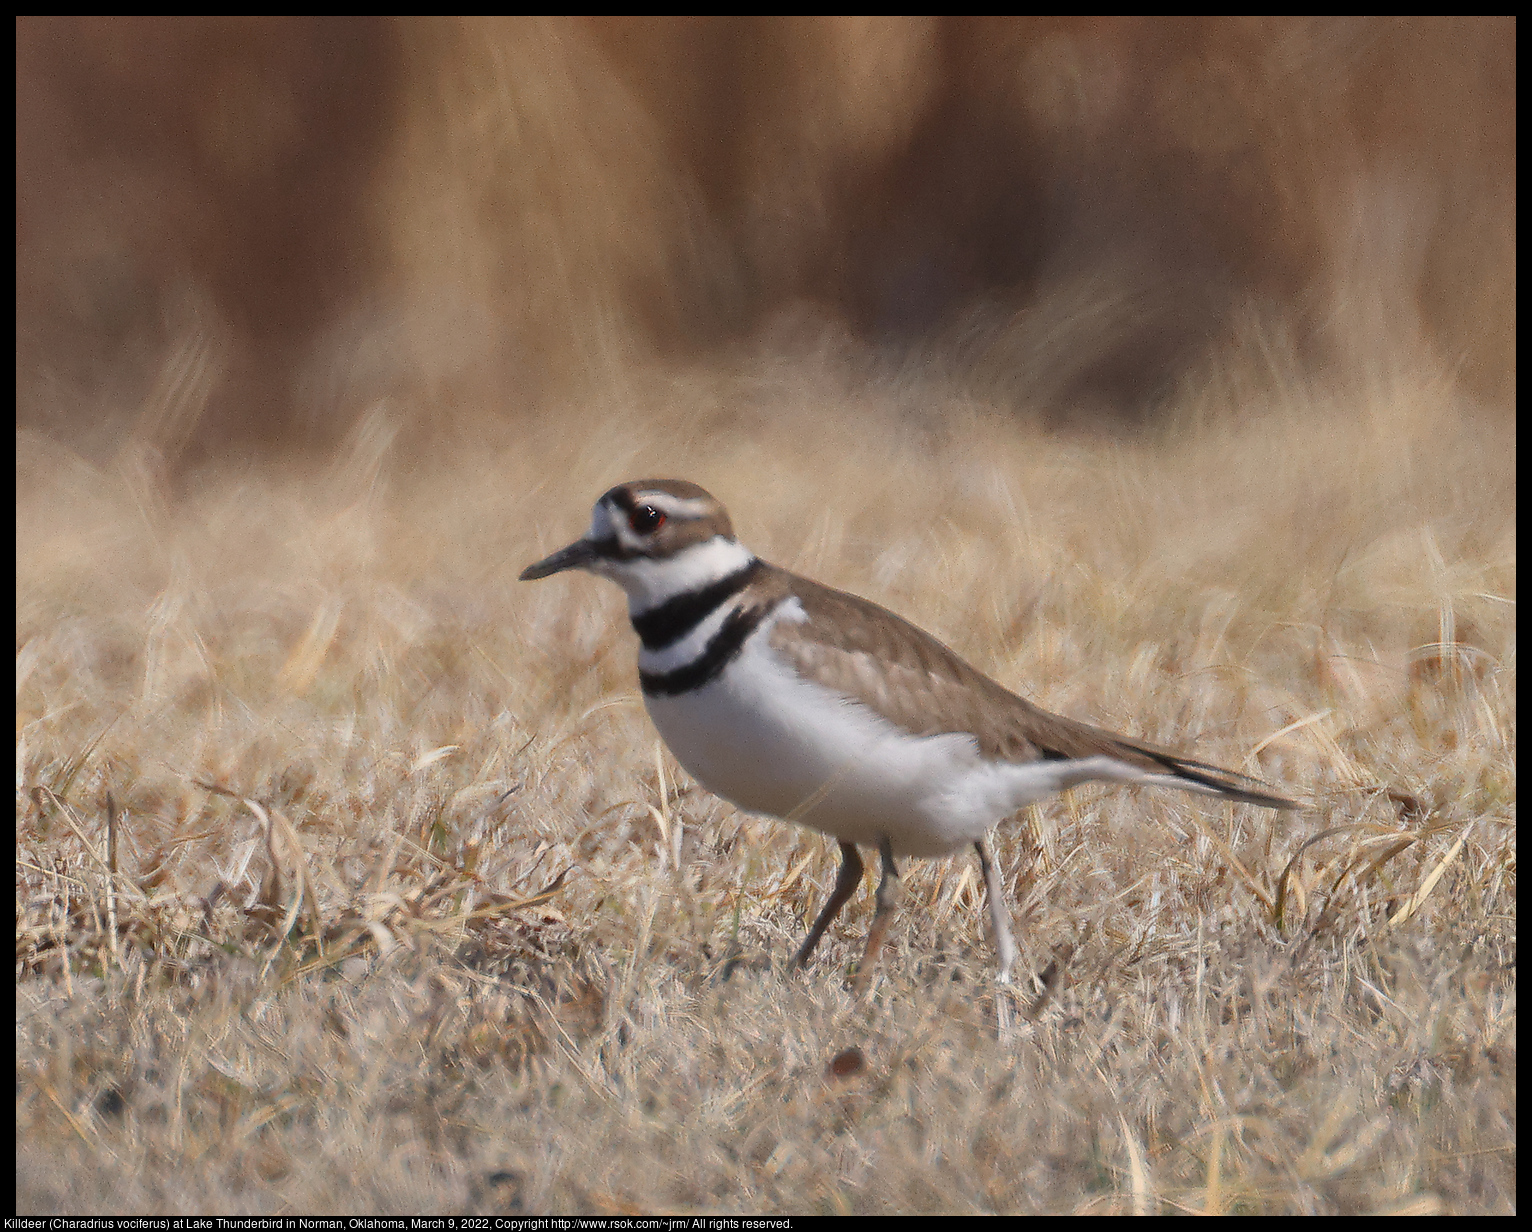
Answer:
588, 502, 618, 539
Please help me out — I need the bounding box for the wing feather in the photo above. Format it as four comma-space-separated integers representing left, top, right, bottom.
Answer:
768, 568, 1294, 809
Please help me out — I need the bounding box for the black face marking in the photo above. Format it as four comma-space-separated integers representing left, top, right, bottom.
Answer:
630, 559, 762, 651
639, 600, 772, 696
589, 534, 640, 562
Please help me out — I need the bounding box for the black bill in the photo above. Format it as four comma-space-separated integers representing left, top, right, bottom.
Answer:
519, 537, 605, 581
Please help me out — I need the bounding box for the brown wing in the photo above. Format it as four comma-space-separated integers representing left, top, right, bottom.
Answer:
768, 567, 1295, 809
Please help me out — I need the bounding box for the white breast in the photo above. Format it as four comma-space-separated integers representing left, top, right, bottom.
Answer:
644, 605, 1014, 857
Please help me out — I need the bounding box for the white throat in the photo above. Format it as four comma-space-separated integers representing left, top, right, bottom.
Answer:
599, 535, 756, 614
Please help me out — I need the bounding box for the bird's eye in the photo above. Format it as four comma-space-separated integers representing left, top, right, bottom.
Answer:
629, 505, 666, 534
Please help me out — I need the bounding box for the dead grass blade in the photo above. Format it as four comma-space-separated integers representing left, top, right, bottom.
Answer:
1387, 822, 1474, 928
1273, 822, 1393, 933
47, 714, 121, 801
465, 866, 575, 919
104, 792, 120, 964
192, 779, 321, 962
1177, 806, 1275, 916
1274, 810, 1475, 945
1247, 709, 1331, 761
31, 787, 112, 879
1121, 1113, 1153, 1215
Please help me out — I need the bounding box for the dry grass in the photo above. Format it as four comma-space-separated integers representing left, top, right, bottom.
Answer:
15, 340, 1514, 1214
16, 15, 1513, 1217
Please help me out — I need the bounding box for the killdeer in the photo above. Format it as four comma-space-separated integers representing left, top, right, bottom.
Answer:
522, 479, 1296, 991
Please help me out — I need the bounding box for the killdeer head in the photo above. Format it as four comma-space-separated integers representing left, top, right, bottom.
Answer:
521, 479, 756, 613
523, 479, 1297, 1000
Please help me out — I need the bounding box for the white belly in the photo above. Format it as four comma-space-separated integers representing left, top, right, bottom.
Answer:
643, 629, 1017, 857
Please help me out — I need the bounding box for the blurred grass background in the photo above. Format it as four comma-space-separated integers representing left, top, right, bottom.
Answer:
16, 16, 1514, 1214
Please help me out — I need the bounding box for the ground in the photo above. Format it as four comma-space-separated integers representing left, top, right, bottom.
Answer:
16, 350, 1515, 1213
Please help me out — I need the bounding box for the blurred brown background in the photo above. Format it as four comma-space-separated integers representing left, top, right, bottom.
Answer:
16, 16, 1515, 467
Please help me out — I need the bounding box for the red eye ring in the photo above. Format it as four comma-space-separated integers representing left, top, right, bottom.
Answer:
629, 505, 666, 534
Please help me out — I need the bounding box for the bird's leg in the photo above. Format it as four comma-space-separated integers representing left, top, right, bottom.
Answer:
794, 840, 864, 968
975, 836, 1021, 1037
851, 836, 901, 995
974, 837, 1018, 984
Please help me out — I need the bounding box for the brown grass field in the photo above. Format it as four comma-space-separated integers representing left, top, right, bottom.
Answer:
16, 17, 1515, 1216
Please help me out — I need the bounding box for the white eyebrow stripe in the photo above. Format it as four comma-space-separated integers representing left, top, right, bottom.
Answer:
636, 492, 716, 518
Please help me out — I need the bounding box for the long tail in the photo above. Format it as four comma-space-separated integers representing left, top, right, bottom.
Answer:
1017, 742, 1298, 811
1124, 744, 1297, 809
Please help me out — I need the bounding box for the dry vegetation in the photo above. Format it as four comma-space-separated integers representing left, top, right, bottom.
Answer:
17, 359, 1515, 1213
16, 16, 1515, 1217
